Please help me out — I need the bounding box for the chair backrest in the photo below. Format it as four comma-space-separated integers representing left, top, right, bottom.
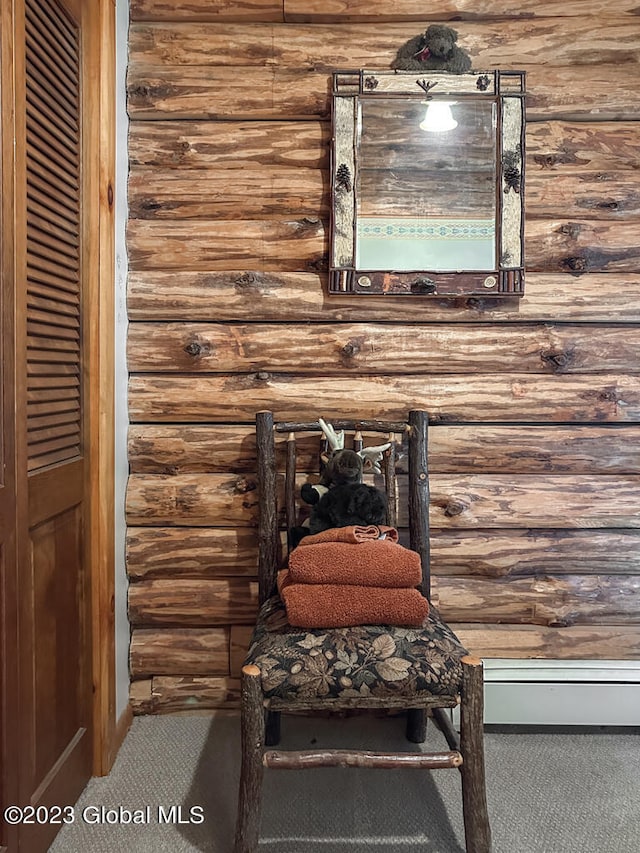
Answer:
255, 410, 431, 605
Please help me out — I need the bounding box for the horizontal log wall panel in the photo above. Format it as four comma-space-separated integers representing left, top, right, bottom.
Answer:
130, 1, 640, 23
129, 627, 229, 677
126, 272, 640, 323
128, 424, 640, 475
125, 527, 640, 582
127, 218, 640, 274
128, 578, 259, 625
436, 575, 640, 627
128, 167, 640, 222
127, 218, 325, 272
128, 167, 327, 220
230, 625, 254, 675
452, 624, 640, 660
430, 530, 640, 577
283, 2, 640, 23
128, 120, 328, 169
128, 21, 638, 70
127, 66, 640, 121
126, 526, 258, 578
126, 473, 640, 529
128, 120, 639, 175
127, 374, 640, 423
127, 322, 640, 375
129, 676, 241, 713
126, 473, 259, 526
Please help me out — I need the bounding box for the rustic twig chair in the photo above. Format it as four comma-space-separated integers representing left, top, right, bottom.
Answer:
234, 410, 491, 853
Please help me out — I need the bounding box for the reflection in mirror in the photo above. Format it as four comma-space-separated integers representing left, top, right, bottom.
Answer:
355, 98, 497, 272
329, 70, 526, 298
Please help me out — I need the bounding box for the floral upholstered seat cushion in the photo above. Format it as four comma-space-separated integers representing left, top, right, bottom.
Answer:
245, 594, 468, 704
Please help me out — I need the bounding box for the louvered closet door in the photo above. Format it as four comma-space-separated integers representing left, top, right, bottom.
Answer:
18, 0, 93, 848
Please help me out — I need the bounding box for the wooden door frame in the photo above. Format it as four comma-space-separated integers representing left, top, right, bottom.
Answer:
87, 0, 119, 777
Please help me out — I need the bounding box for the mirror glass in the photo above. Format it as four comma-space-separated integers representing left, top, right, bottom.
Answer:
329, 70, 526, 298
356, 98, 497, 272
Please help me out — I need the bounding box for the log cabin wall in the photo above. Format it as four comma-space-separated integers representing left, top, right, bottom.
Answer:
125, 0, 640, 714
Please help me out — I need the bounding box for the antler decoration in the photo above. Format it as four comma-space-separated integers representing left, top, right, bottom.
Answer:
318, 418, 345, 451
318, 419, 390, 474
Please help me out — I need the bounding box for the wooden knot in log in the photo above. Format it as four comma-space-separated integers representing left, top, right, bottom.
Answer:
234, 272, 259, 287
444, 499, 468, 518
559, 223, 582, 239
534, 153, 560, 169
541, 348, 573, 372
183, 341, 211, 358
563, 256, 587, 272
234, 477, 257, 495
255, 371, 271, 382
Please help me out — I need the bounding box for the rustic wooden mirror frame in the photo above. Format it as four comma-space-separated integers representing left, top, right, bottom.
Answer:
329, 69, 526, 298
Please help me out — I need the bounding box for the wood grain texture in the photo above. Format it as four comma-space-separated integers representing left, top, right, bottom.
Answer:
130, 0, 283, 22
282, 1, 640, 22
126, 66, 640, 121
129, 627, 229, 677
129, 676, 242, 713
126, 526, 258, 578
128, 579, 259, 625
127, 374, 640, 423
128, 424, 640, 475
126, 271, 640, 323
127, 20, 639, 69
453, 623, 640, 659
125, 472, 640, 529
127, 217, 640, 274
438, 575, 640, 626
127, 322, 640, 375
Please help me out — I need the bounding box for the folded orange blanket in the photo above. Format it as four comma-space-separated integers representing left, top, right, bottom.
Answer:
288, 539, 421, 588
277, 570, 428, 628
299, 525, 399, 546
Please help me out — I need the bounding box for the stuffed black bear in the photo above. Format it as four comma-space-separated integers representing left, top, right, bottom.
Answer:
392, 24, 472, 74
307, 482, 388, 536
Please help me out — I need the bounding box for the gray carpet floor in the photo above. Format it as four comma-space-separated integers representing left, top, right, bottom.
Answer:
49, 712, 639, 853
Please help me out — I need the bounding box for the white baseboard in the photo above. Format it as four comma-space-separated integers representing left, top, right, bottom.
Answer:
457, 660, 640, 726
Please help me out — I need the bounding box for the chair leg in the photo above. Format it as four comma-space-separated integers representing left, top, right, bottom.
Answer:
459, 655, 492, 853
234, 665, 266, 853
265, 709, 281, 746
405, 708, 427, 743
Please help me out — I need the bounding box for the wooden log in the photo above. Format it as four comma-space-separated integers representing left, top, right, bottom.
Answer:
126, 65, 640, 121
126, 472, 260, 526
128, 120, 328, 169
282, 1, 640, 22
452, 623, 640, 660
125, 472, 640, 529
126, 218, 326, 271
263, 748, 462, 769
128, 423, 640, 476
127, 120, 637, 175
127, 578, 259, 625
126, 271, 640, 323
128, 20, 638, 70
127, 217, 640, 274
127, 374, 640, 424
126, 526, 258, 578
127, 424, 256, 474
129, 676, 242, 714
128, 167, 326, 219
526, 122, 640, 174
126, 321, 640, 375
430, 529, 640, 577
129, 627, 229, 677
130, 0, 284, 22
437, 575, 640, 626
526, 174, 640, 221
526, 220, 640, 274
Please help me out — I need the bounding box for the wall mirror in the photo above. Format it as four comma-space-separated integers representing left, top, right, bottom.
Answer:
329, 70, 526, 297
